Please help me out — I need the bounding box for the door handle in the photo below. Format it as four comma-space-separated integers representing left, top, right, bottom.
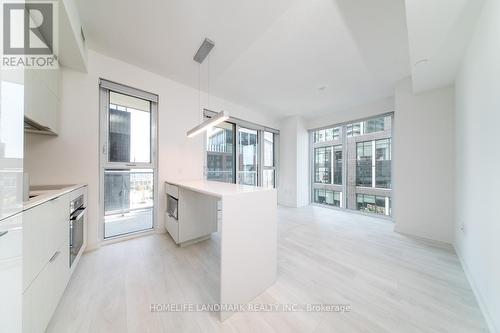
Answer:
0, 231, 8, 238
49, 251, 60, 263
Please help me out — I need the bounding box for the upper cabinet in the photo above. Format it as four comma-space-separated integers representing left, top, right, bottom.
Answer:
58, 0, 88, 72
24, 0, 87, 135
24, 68, 60, 135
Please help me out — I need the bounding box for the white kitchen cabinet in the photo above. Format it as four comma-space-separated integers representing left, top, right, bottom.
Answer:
24, 68, 60, 135
165, 213, 179, 243
164, 182, 218, 246
22, 187, 86, 333
23, 242, 68, 333
23, 194, 67, 290
0, 213, 23, 333
58, 0, 88, 72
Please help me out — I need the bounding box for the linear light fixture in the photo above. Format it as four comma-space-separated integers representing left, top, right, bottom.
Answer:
193, 38, 215, 64
187, 110, 229, 138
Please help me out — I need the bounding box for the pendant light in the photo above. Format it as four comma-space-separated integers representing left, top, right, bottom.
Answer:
186, 38, 229, 138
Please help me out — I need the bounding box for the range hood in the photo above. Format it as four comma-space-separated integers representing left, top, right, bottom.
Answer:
24, 116, 56, 135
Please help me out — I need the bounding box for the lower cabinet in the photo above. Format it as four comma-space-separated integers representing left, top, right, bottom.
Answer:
22, 186, 86, 333
22, 195, 67, 291
165, 213, 179, 243
22, 243, 69, 333
0, 213, 23, 333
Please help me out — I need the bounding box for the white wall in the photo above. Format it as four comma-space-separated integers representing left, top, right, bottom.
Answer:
454, 0, 500, 330
24, 50, 279, 251
277, 117, 297, 207
393, 78, 455, 243
277, 116, 309, 207
296, 117, 309, 207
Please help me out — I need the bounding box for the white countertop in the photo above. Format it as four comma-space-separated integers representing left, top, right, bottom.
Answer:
166, 180, 275, 198
23, 184, 87, 211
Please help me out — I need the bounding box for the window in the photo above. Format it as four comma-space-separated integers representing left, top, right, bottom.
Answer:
314, 127, 340, 143
203, 111, 279, 188
311, 114, 392, 216
356, 139, 392, 189
313, 145, 342, 185
356, 141, 373, 187
100, 81, 158, 239
333, 145, 342, 185
375, 139, 391, 188
263, 132, 276, 188
206, 122, 234, 183
346, 123, 361, 137
314, 189, 341, 207
314, 147, 331, 184
238, 127, 258, 186
356, 194, 390, 215
108, 92, 151, 163
365, 117, 385, 134
347, 116, 386, 137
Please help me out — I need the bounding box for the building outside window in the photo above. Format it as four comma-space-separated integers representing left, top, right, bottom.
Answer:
333, 145, 342, 185
206, 123, 234, 183
375, 139, 391, 188
204, 111, 279, 188
311, 114, 392, 217
314, 147, 331, 184
356, 194, 390, 215
263, 131, 276, 188
313, 188, 342, 207
314, 127, 340, 143
356, 141, 373, 187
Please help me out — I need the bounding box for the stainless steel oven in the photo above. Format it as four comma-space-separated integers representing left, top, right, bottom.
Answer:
69, 195, 85, 267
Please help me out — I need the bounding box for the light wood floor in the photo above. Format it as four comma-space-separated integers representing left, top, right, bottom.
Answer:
47, 205, 488, 333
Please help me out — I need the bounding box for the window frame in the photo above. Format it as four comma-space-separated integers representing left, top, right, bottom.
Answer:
309, 112, 393, 218
98, 79, 159, 241
203, 109, 280, 188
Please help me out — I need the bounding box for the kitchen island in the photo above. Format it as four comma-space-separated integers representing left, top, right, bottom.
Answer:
165, 180, 277, 321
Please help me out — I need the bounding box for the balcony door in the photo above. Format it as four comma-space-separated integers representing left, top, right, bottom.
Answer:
99, 79, 158, 239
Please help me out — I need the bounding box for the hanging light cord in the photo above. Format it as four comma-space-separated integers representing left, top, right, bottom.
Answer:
198, 63, 202, 122
207, 54, 210, 109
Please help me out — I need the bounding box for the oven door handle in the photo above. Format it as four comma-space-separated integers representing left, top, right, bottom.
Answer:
70, 207, 86, 221
69, 221, 74, 248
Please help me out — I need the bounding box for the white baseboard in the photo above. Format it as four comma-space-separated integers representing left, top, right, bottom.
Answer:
454, 245, 498, 333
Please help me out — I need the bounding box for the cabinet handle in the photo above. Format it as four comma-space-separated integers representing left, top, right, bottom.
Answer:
49, 251, 60, 263
0, 231, 8, 238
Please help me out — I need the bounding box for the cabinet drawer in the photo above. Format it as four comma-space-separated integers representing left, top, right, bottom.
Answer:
0, 213, 22, 260
23, 243, 68, 333
0, 214, 23, 333
23, 197, 68, 290
165, 213, 179, 244
165, 183, 179, 199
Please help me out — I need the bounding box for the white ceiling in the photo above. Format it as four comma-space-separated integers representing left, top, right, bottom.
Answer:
76, 0, 410, 118
405, 0, 485, 93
